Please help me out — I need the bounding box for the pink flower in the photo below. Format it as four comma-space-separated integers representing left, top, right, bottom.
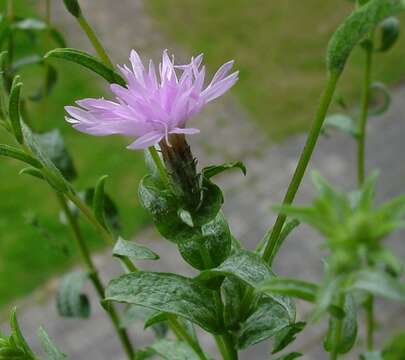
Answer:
65, 50, 238, 149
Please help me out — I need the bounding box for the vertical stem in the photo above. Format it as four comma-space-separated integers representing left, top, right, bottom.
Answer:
6, 0, 14, 84
148, 146, 171, 188
76, 14, 114, 68
330, 294, 345, 360
261, 71, 340, 264
365, 296, 374, 350
56, 193, 135, 360
357, 39, 373, 185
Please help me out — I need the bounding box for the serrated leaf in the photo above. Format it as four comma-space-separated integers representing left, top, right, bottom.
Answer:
148, 339, 200, 360
177, 212, 231, 270
259, 278, 318, 303
37, 327, 67, 360
202, 161, 246, 179
9, 75, 23, 143
323, 113, 357, 137
237, 296, 296, 349
324, 294, 357, 354
0, 144, 42, 168
105, 271, 224, 334
35, 129, 77, 181
348, 269, 405, 301
377, 16, 400, 51
45, 48, 125, 85
113, 237, 159, 261
56, 271, 91, 318
327, 0, 405, 74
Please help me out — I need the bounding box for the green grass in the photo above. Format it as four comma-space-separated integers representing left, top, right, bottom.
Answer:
0, 0, 148, 311
147, 0, 405, 140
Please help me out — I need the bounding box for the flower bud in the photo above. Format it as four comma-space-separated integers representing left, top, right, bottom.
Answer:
63, 0, 82, 18
159, 134, 201, 210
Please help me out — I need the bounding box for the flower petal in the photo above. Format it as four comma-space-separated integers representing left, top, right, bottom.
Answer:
127, 132, 164, 149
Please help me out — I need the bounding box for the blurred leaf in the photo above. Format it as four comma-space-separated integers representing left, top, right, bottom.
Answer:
259, 278, 318, 302
202, 161, 246, 179
0, 144, 42, 168
327, 0, 405, 74
12, 54, 43, 72
56, 271, 91, 318
12, 18, 47, 30
360, 351, 383, 359
35, 129, 77, 181
272, 322, 306, 354
92, 175, 108, 228
274, 353, 303, 360
113, 237, 159, 261
376, 16, 400, 52
9, 75, 23, 143
324, 294, 357, 354
38, 327, 67, 360
45, 48, 125, 85
322, 113, 357, 137
30, 65, 58, 101
369, 82, 391, 116
148, 339, 200, 360
106, 271, 224, 334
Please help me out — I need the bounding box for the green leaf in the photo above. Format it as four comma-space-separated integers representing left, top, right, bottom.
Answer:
19, 167, 45, 180
113, 237, 159, 261
105, 271, 224, 334
271, 322, 306, 354
222, 276, 246, 329
35, 129, 77, 181
9, 75, 23, 143
139, 175, 196, 243
348, 269, 405, 301
369, 82, 391, 115
93, 175, 108, 228
259, 278, 318, 302
148, 339, 200, 360
12, 18, 47, 30
85, 187, 121, 234
327, 0, 405, 74
37, 327, 67, 360
324, 294, 357, 354
178, 208, 194, 227
313, 276, 343, 320
274, 353, 302, 360
323, 113, 357, 137
56, 271, 91, 318
360, 351, 383, 359
30, 65, 58, 102
237, 296, 296, 349
10, 308, 36, 359
44, 48, 125, 85
0, 144, 42, 168
12, 54, 43, 72
377, 16, 400, 51
202, 161, 247, 179
177, 212, 231, 270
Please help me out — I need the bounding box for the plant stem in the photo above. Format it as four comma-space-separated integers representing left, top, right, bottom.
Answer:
261, 71, 340, 264
76, 14, 114, 69
148, 146, 171, 188
330, 294, 345, 360
56, 192, 135, 360
357, 39, 373, 186
365, 295, 374, 350
168, 316, 208, 360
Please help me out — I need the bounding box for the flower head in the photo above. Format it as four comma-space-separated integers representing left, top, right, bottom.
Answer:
65, 50, 238, 149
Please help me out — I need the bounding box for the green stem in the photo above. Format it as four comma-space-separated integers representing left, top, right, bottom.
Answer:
76, 14, 114, 68
261, 71, 340, 264
168, 316, 208, 360
357, 39, 373, 186
56, 193, 135, 360
148, 146, 171, 188
366, 295, 374, 351
330, 294, 345, 360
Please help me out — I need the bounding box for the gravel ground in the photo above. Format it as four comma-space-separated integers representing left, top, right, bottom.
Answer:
2, 0, 405, 359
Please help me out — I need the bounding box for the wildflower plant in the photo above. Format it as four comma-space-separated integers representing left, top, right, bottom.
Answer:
1, 0, 405, 359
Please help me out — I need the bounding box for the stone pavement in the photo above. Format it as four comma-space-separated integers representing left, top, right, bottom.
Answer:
2, 0, 405, 359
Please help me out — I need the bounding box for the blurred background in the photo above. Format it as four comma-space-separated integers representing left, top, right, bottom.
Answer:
1, 0, 405, 359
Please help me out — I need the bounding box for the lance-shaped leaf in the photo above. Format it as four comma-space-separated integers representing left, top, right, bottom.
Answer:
45, 48, 125, 85
10, 308, 36, 359
113, 237, 159, 261
202, 161, 246, 179
347, 269, 405, 301
0, 144, 42, 168
35, 129, 77, 181
147, 339, 200, 360
106, 271, 224, 334
322, 113, 357, 137
259, 278, 318, 303
324, 294, 357, 354
236, 296, 298, 349
377, 16, 400, 51
56, 271, 91, 318
327, 0, 405, 74
38, 327, 68, 360
9, 75, 23, 143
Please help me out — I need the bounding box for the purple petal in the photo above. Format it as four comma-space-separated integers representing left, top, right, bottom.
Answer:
127, 132, 164, 149
201, 71, 239, 103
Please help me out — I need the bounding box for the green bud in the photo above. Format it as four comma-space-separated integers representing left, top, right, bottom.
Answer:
62, 0, 82, 18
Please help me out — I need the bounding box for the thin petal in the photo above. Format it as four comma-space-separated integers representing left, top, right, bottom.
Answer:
201, 71, 239, 102
127, 132, 164, 149
169, 127, 200, 135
